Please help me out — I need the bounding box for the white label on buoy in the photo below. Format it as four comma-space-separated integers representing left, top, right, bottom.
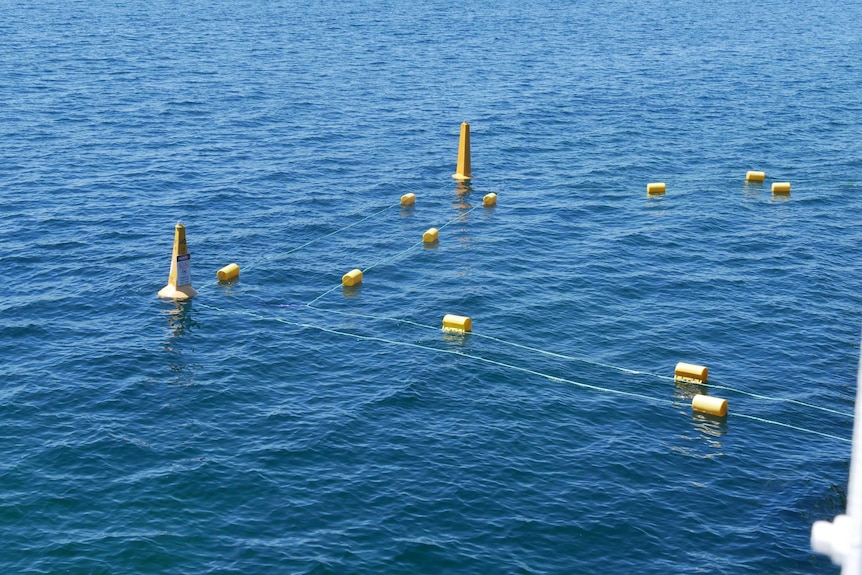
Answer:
176, 254, 192, 286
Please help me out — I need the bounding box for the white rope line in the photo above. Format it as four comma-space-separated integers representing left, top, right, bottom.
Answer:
244, 202, 399, 273
196, 301, 851, 443
733, 413, 850, 443
305, 205, 480, 307
299, 306, 853, 420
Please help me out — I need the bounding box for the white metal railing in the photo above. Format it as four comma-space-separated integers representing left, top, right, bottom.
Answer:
812, 333, 862, 573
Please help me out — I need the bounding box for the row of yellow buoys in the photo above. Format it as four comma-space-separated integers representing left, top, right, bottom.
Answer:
674, 362, 727, 417
157, 121, 727, 419
648, 171, 791, 196
340, 187, 496, 288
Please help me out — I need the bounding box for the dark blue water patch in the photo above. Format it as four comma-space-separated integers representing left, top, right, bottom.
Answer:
2, 0, 861, 572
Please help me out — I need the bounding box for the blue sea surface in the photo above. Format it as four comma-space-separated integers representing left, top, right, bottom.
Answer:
2, 0, 862, 573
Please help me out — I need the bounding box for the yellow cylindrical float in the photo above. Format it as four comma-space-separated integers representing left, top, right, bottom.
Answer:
772, 182, 791, 194
442, 314, 472, 334
423, 228, 439, 243
216, 263, 240, 281
342, 269, 363, 287
647, 182, 666, 195
401, 193, 416, 206
746, 171, 766, 182
674, 362, 709, 384
692, 394, 728, 417
483, 193, 497, 207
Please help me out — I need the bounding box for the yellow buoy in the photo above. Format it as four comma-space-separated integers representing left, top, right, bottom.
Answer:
772, 182, 791, 194
674, 362, 708, 384
452, 122, 472, 181
157, 222, 198, 299
423, 228, 439, 243
216, 263, 240, 281
692, 394, 728, 417
746, 171, 766, 182
442, 314, 472, 334
401, 193, 416, 206
483, 193, 497, 207
647, 182, 666, 195
342, 269, 363, 287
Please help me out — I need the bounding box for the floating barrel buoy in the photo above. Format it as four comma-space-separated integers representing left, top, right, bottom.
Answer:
342, 269, 363, 287
746, 171, 766, 182
423, 228, 439, 243
674, 362, 708, 384
442, 314, 471, 334
401, 193, 416, 206
483, 193, 497, 207
772, 182, 791, 195
692, 394, 728, 417
216, 263, 240, 281
647, 182, 666, 195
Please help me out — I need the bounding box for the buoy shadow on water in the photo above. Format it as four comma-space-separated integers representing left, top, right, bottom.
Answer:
442, 331, 471, 345
342, 285, 362, 299
674, 380, 709, 398
162, 298, 199, 337
691, 412, 729, 439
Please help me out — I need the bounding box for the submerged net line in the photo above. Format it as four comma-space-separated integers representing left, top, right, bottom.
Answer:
305, 205, 479, 307
194, 202, 401, 295
189, 191, 851, 440
733, 413, 851, 443
706, 383, 852, 419
240, 187, 482, 276
301, 305, 854, 420
243, 202, 400, 273
199, 302, 673, 406
199, 194, 473, 297
196, 301, 851, 444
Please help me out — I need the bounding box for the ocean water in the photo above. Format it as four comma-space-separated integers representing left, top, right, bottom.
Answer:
2, 0, 861, 573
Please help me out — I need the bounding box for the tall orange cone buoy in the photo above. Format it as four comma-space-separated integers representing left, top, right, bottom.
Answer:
452, 122, 472, 181
158, 222, 198, 299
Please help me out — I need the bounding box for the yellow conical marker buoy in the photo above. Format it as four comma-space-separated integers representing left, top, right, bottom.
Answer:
423, 228, 439, 243
692, 394, 728, 417
674, 362, 708, 384
442, 314, 471, 334
401, 193, 416, 207
452, 122, 472, 181
342, 269, 363, 287
217, 263, 240, 281
746, 171, 766, 182
483, 193, 497, 207
647, 182, 666, 195
772, 182, 791, 195
158, 222, 198, 299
